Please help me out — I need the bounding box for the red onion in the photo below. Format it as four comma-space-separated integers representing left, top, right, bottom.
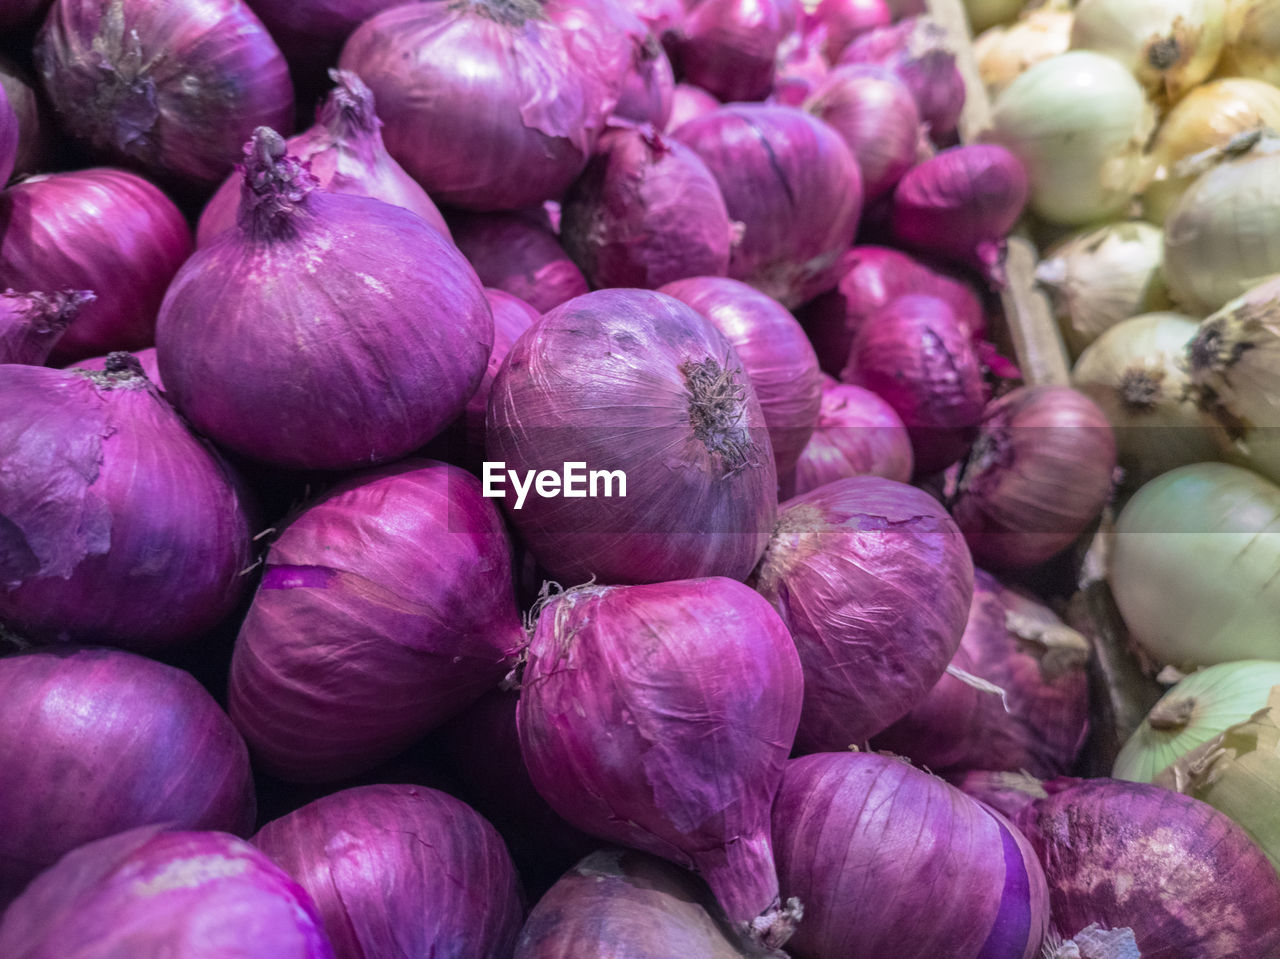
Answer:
659, 276, 822, 477
808, 0, 891, 62
621, 0, 684, 38
672, 0, 798, 102
0, 84, 15, 186
873, 569, 1091, 777
157, 128, 490, 471
1015, 778, 1280, 955
0, 289, 93, 366
254, 785, 524, 959
450, 211, 589, 314
35, 0, 294, 186
240, 0, 401, 74
771, 27, 829, 107
803, 64, 920, 201
751, 476, 973, 749
560, 125, 733, 289
789, 375, 913, 495
616, 35, 675, 127
673, 103, 862, 308
72, 345, 164, 388
0, 169, 192, 363
0, 647, 255, 907
773, 752, 1049, 959
0, 826, 334, 958
666, 82, 720, 132
196, 69, 449, 247
841, 293, 985, 474
951, 386, 1116, 569
0, 357, 253, 649
0, 0, 50, 30
951, 770, 1050, 822
0, 57, 51, 178
486, 288, 777, 585
517, 577, 804, 950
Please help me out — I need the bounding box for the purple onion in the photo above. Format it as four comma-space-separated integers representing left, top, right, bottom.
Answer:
0, 647, 255, 908
0, 826, 334, 958
616, 35, 676, 127
672, 0, 798, 102
771, 27, 829, 107
517, 577, 804, 951
0, 358, 253, 649
773, 752, 1049, 959
666, 82, 720, 132
673, 103, 862, 308
807, 0, 891, 61
789, 375, 913, 495
72, 346, 164, 388
0, 57, 51, 179
451, 211, 589, 314
751, 476, 974, 749
228, 459, 525, 782
0, 289, 94, 366
253, 785, 524, 959
951, 770, 1049, 823
240, 0, 401, 74
0, 83, 15, 186
561, 125, 733, 289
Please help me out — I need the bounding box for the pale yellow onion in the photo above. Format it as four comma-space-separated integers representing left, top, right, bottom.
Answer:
1110, 462, 1280, 669
1035, 220, 1170, 355
1217, 0, 1280, 86
988, 51, 1156, 226
973, 8, 1074, 99
964, 0, 1023, 34
1142, 78, 1280, 224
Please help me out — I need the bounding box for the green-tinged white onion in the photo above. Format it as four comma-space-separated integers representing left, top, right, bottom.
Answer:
1037, 221, 1171, 355
988, 51, 1155, 226
1217, 0, 1280, 86
964, 0, 1024, 34
1110, 462, 1280, 669
974, 8, 1075, 100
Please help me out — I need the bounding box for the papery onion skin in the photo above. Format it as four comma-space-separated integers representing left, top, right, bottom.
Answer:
808, 0, 891, 63
35, 0, 294, 186
789, 375, 913, 495
772, 752, 1049, 959
516, 577, 804, 949
951, 386, 1116, 569
1218, 0, 1280, 86
1014, 777, 1280, 955
0, 289, 93, 366
972, 7, 1073, 99
0, 168, 192, 363
451, 212, 589, 315
73, 346, 164, 389
253, 784, 524, 959
0, 360, 253, 649
0, 826, 334, 959
0, 647, 255, 908
486, 288, 777, 585
228, 459, 525, 783
666, 82, 720, 132
616, 35, 675, 127
673, 103, 862, 309
672, 0, 798, 102
751, 476, 974, 750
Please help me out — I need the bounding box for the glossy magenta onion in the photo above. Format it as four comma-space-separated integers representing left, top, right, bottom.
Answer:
451, 211, 589, 314
666, 82, 720, 131
789, 376, 913, 495
0, 289, 93, 366
808, 0, 891, 62
672, 0, 798, 102
616, 34, 675, 127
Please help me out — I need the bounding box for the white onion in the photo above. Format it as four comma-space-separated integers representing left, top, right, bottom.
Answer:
1218, 0, 1280, 86
973, 8, 1073, 99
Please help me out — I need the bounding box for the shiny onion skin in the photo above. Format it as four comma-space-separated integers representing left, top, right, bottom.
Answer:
751, 476, 974, 750
450, 211, 589, 314
253, 785, 524, 959
615, 35, 675, 127
0, 826, 334, 959
672, 0, 798, 102
666, 82, 721, 132
157, 129, 491, 471
486, 289, 777, 585
808, 0, 891, 62
673, 103, 861, 309
196, 70, 449, 247
561, 125, 733, 290
35, 0, 294, 186
951, 386, 1116, 569
228, 460, 526, 783
0, 169, 192, 363
1015, 778, 1280, 956
0, 289, 93, 366
516, 578, 804, 951
0, 359, 253, 649
772, 753, 1049, 959
659, 276, 822, 477
0, 57, 51, 179
0, 647, 255, 908
789, 376, 913, 495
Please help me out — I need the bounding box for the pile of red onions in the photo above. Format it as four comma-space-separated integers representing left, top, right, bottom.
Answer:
807, 0, 891, 62
672, 0, 798, 103
789, 376, 913, 495
771, 26, 829, 108
0, 288, 93, 365
451, 212, 589, 314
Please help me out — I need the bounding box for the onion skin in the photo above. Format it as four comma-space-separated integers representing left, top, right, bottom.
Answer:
751, 476, 974, 750
0, 826, 334, 959
1015, 777, 1280, 955
35, 0, 294, 186
451, 212, 589, 314
0, 289, 94, 366
72, 345, 164, 388
772, 752, 1049, 959
808, 0, 892, 62
516, 578, 804, 950
228, 459, 525, 783
789, 376, 914, 495
0, 360, 253, 649
672, 0, 798, 102
666, 82, 720, 132
616, 35, 675, 127
0, 168, 192, 363
253, 785, 524, 959
0, 647, 255, 908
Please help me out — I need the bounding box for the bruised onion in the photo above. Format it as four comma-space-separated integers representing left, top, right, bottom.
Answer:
790, 376, 913, 495
672, 0, 798, 102
0, 289, 93, 366
808, 0, 891, 62
951, 769, 1050, 822
451, 212, 589, 314
752, 476, 974, 750
666, 82, 720, 132
516, 577, 804, 950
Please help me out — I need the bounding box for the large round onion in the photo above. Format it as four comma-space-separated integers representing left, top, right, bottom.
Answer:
751, 476, 974, 750
789, 376, 913, 495
0, 289, 93, 366
672, 0, 798, 102
253, 785, 524, 959
0, 358, 253, 649
487, 288, 777, 585
0, 647, 255, 908
228, 459, 525, 782
450, 211, 589, 314
35, 0, 294, 186
773, 752, 1050, 959
0, 168, 192, 363
673, 103, 862, 308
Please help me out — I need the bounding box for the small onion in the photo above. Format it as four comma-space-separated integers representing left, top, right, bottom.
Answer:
616, 35, 675, 127
0, 56, 51, 178
789, 375, 913, 494
1216, 0, 1280, 86
771, 27, 829, 107
73, 346, 164, 389
451, 212, 589, 314
751, 476, 974, 749
666, 82, 720, 132
671, 0, 798, 102
951, 385, 1116, 569
808, 0, 891, 63
972, 7, 1073, 99
0, 288, 94, 366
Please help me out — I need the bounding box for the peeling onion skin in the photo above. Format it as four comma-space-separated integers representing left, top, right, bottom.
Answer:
451, 211, 590, 315
253, 785, 524, 959
789, 376, 914, 495
772, 752, 1049, 959
1015, 777, 1280, 957
0, 289, 94, 366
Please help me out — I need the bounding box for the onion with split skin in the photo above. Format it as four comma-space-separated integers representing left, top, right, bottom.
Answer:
807, 0, 891, 63
666, 82, 720, 132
